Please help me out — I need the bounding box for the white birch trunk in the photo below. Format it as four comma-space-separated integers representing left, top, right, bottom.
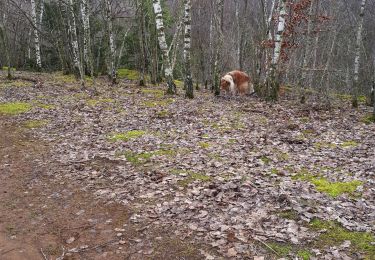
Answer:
81, 0, 94, 77
68, 0, 84, 84
105, 0, 116, 84
31, 0, 42, 69
352, 0, 367, 106
271, 0, 286, 67
152, 0, 176, 94
183, 0, 193, 98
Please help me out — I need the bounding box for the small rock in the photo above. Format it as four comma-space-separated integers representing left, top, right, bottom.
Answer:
66, 237, 75, 244
116, 233, 123, 237
254, 256, 265, 260
227, 248, 237, 257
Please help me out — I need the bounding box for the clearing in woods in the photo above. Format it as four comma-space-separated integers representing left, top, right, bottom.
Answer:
0, 71, 374, 259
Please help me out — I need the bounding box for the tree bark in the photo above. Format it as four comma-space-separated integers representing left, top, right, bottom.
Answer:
68, 0, 84, 85
152, 0, 176, 94
183, 0, 193, 98
30, 0, 42, 69
213, 0, 224, 96
81, 0, 94, 78
104, 0, 116, 84
352, 0, 367, 108
266, 0, 286, 100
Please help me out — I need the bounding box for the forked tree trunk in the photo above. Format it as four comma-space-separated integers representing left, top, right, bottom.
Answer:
266, 0, 286, 100
105, 0, 116, 84
152, 0, 176, 94
183, 0, 193, 98
352, 0, 367, 108
68, 0, 85, 85
30, 0, 42, 69
213, 0, 224, 96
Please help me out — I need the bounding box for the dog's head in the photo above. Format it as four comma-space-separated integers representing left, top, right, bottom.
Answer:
220, 74, 233, 92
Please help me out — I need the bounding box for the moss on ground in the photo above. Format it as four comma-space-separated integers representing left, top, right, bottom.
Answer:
260, 156, 271, 165
198, 142, 211, 149
0, 80, 31, 88
117, 68, 139, 80
87, 98, 114, 107
108, 130, 146, 142
293, 169, 362, 197
313, 141, 337, 149
0, 102, 31, 115
341, 141, 358, 148
361, 114, 375, 125
141, 89, 164, 98
24, 119, 49, 129
310, 219, 374, 259
268, 242, 292, 257
278, 209, 298, 220
171, 169, 211, 187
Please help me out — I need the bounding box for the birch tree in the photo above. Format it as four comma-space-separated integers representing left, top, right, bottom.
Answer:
81, 0, 94, 77
105, 0, 116, 84
183, 0, 193, 98
266, 0, 286, 100
68, 0, 84, 85
30, 0, 42, 69
152, 0, 176, 94
213, 0, 224, 96
352, 0, 367, 108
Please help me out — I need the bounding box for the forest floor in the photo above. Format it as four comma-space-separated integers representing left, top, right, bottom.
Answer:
0, 70, 374, 260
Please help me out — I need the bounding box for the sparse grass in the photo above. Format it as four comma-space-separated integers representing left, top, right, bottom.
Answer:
293, 169, 362, 197
279, 209, 298, 220
156, 110, 169, 118
35, 102, 56, 110
54, 73, 76, 83
2, 66, 16, 71
341, 140, 358, 148
313, 141, 337, 149
260, 156, 271, 164
297, 250, 312, 260
117, 68, 139, 80
87, 98, 114, 107
198, 142, 210, 149
174, 80, 183, 88
0, 102, 31, 115
24, 119, 49, 129
268, 242, 292, 257
141, 89, 164, 98
108, 130, 146, 142
270, 168, 279, 175
361, 114, 375, 125
171, 169, 211, 186
310, 219, 375, 258
0, 80, 31, 88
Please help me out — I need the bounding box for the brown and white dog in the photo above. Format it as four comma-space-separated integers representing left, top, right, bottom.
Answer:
220, 70, 254, 96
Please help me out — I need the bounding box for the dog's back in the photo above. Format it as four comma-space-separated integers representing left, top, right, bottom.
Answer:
229, 70, 252, 95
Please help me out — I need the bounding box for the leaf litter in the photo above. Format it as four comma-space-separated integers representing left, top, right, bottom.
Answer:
1, 73, 374, 259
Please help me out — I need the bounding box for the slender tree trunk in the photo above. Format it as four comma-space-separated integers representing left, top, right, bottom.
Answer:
266, 0, 286, 100
235, 0, 240, 68
352, 0, 367, 108
300, 0, 314, 103
372, 57, 375, 116
213, 0, 224, 96
105, 0, 116, 84
81, 0, 94, 78
183, 0, 193, 98
152, 0, 176, 94
263, 0, 277, 81
208, 3, 214, 89
30, 0, 42, 69
68, 0, 84, 85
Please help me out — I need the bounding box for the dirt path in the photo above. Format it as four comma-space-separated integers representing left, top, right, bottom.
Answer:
0, 118, 202, 260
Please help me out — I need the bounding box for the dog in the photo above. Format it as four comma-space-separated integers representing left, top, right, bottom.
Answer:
220, 70, 254, 96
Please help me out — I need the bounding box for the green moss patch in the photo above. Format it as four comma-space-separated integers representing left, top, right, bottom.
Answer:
198, 142, 211, 149
117, 69, 139, 80
361, 114, 375, 125
313, 141, 337, 149
293, 170, 362, 197
279, 209, 298, 220
141, 89, 164, 98
268, 242, 292, 257
171, 169, 212, 187
108, 130, 146, 142
87, 98, 114, 107
0, 102, 31, 115
260, 156, 271, 165
310, 219, 375, 258
24, 119, 49, 129
341, 141, 358, 148
0, 80, 32, 88
297, 250, 312, 260
2, 66, 16, 71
